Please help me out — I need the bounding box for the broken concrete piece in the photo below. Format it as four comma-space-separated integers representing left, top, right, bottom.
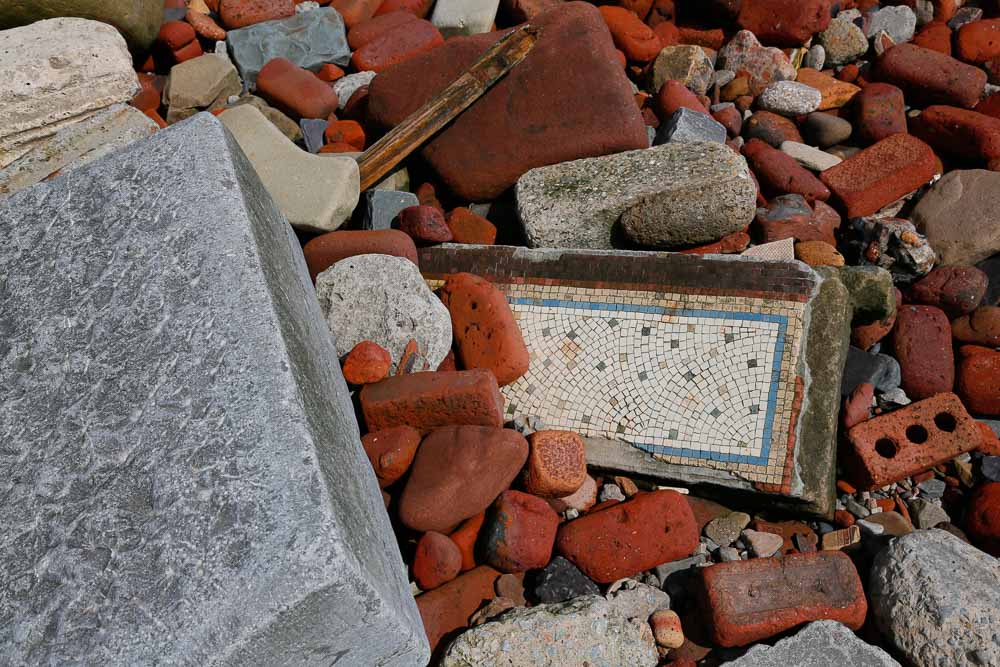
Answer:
0, 0, 163, 51
163, 54, 241, 115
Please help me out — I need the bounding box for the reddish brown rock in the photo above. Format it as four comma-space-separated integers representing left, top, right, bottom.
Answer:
256, 58, 339, 120
742, 111, 804, 147
219, 0, 294, 29
852, 288, 900, 350
754, 195, 840, 245
399, 426, 528, 533
956, 345, 1000, 416
547, 474, 598, 514
686, 496, 732, 534
556, 490, 698, 583
450, 513, 486, 571
795, 68, 860, 110
413, 531, 463, 590
912, 20, 952, 55
342, 340, 392, 385
522, 430, 587, 498
737, 0, 831, 47
501, 0, 564, 22
446, 207, 497, 245
744, 139, 830, 203
303, 229, 418, 281
910, 105, 1000, 162
347, 9, 418, 50
906, 266, 988, 318
375, 0, 434, 18
599, 5, 662, 63
892, 305, 955, 400
655, 80, 709, 120
438, 273, 530, 387
359, 369, 505, 433
677, 228, 752, 255
398, 205, 453, 245
157, 21, 202, 64
875, 43, 987, 109
417, 566, 501, 653
965, 482, 1000, 556
713, 105, 743, 137
956, 18, 1000, 65
331, 0, 383, 28
844, 392, 979, 489
186, 10, 227, 41
952, 305, 1000, 346
132, 73, 165, 112
842, 382, 874, 429
316, 63, 345, 82
325, 119, 365, 150
854, 83, 907, 145
820, 133, 936, 218
975, 92, 1000, 120
366, 3, 648, 201
351, 18, 444, 73
697, 551, 867, 647
361, 425, 421, 487
481, 490, 560, 573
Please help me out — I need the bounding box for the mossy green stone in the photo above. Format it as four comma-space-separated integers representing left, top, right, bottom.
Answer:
0, 0, 163, 51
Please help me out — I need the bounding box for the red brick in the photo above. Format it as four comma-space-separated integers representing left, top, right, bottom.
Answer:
910, 105, 1000, 162
303, 229, 418, 282
256, 58, 339, 120
677, 25, 725, 49
446, 207, 497, 245
359, 369, 505, 433
416, 566, 501, 653
655, 80, 709, 120
855, 83, 907, 145
956, 19, 1000, 65
523, 430, 588, 498
697, 551, 867, 647
842, 382, 874, 429
892, 305, 955, 400
500, 0, 565, 23
754, 196, 840, 245
324, 119, 365, 150
742, 110, 803, 147
906, 266, 988, 318
450, 513, 485, 571
132, 73, 165, 113
743, 139, 831, 203
875, 43, 987, 109
342, 340, 391, 385
439, 273, 530, 387
347, 9, 419, 50
652, 20, 680, 48
374, 0, 434, 18
678, 228, 752, 255
820, 133, 936, 218
556, 490, 698, 583
330, 0, 382, 29
316, 63, 345, 82
737, 0, 832, 47
219, 0, 294, 29
481, 490, 560, 573
974, 92, 1000, 120
366, 3, 648, 201
413, 531, 462, 591
956, 345, 1000, 416
157, 20, 196, 50
361, 425, 421, 487
351, 19, 443, 73
187, 10, 227, 41
912, 20, 953, 56
965, 482, 1000, 556
952, 305, 1000, 346
599, 5, 662, 63
844, 393, 979, 489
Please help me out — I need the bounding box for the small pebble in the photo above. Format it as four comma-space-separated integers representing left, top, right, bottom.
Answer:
599, 483, 626, 503
757, 81, 822, 116
918, 478, 947, 500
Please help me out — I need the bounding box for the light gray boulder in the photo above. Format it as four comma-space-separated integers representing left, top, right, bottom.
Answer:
655, 108, 727, 145
163, 54, 241, 119
315, 254, 452, 373
0, 113, 428, 666
869, 529, 1000, 667
723, 621, 900, 666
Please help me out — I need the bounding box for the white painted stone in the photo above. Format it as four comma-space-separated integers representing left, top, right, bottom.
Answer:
780, 141, 842, 171
219, 104, 359, 232
334, 71, 376, 109
0, 18, 138, 153
431, 0, 500, 37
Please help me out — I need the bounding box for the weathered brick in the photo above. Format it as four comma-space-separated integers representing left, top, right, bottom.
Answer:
416, 566, 501, 653
875, 43, 987, 108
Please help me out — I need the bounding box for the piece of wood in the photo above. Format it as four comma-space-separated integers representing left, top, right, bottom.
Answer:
355, 24, 540, 191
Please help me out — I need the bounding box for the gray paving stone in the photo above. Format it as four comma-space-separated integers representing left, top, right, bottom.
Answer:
364, 189, 419, 230
722, 620, 899, 666
655, 108, 727, 145
0, 113, 427, 666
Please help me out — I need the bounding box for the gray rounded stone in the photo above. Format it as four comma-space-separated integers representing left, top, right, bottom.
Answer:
704, 512, 751, 547
819, 17, 869, 66
870, 529, 1000, 667
802, 112, 854, 149
868, 6, 917, 45
758, 81, 822, 116
315, 254, 452, 373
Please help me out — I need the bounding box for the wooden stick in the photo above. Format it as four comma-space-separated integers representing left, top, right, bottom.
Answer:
355, 24, 540, 191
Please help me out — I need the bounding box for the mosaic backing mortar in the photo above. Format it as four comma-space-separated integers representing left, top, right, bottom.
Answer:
421, 245, 846, 514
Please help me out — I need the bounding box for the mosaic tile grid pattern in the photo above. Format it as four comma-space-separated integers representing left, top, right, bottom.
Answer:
422, 247, 814, 493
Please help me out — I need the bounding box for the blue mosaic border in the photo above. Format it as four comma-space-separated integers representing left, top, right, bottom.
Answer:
509, 297, 789, 467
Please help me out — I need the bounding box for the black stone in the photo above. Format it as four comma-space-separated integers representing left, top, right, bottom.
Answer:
530, 556, 600, 604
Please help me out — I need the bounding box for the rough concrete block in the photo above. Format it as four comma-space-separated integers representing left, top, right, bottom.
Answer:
0, 113, 428, 666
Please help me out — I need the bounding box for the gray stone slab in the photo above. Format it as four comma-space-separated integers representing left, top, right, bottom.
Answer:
654, 108, 727, 145
722, 621, 900, 666
227, 8, 350, 89
364, 189, 419, 230
0, 113, 428, 666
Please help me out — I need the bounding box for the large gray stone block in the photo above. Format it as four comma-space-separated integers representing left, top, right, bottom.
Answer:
0, 113, 428, 666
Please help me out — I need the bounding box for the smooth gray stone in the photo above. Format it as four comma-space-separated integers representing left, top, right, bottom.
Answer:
983, 455, 1000, 482
364, 189, 419, 230
0, 113, 428, 666
723, 621, 900, 666
841, 346, 901, 396
870, 529, 1000, 667
655, 108, 727, 145
300, 118, 328, 153
227, 8, 350, 89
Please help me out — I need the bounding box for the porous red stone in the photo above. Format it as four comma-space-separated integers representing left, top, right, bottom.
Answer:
324, 119, 365, 150
842, 382, 874, 429
413, 531, 462, 591
952, 305, 1000, 346
697, 551, 867, 647
359, 369, 505, 433
316, 63, 345, 82
713, 105, 743, 137
892, 305, 955, 400
754, 196, 840, 245
446, 207, 497, 245
910, 105, 1000, 162
854, 83, 907, 145
219, 0, 295, 29
965, 482, 1000, 556
186, 10, 227, 41
481, 490, 560, 573
875, 43, 987, 109
820, 133, 936, 218
416, 566, 501, 653
132, 73, 165, 112
912, 20, 953, 55
342, 340, 391, 385
906, 266, 988, 318
341, 85, 369, 121
501, 0, 564, 22
303, 229, 418, 281
350, 18, 443, 73
256, 58, 339, 119
375, 0, 434, 18
742, 111, 803, 147
361, 425, 421, 487
737, 0, 831, 46
956, 19, 1000, 64
347, 9, 419, 50
157, 20, 197, 51
678, 228, 752, 255
398, 205, 453, 245
975, 93, 1000, 120
956, 345, 1000, 416
599, 5, 662, 63
450, 512, 485, 571
844, 392, 980, 489
743, 139, 831, 203
331, 0, 382, 28
655, 80, 709, 120
438, 273, 529, 387
366, 3, 649, 201
652, 20, 680, 48
796, 68, 860, 110
523, 430, 587, 498
556, 490, 698, 583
